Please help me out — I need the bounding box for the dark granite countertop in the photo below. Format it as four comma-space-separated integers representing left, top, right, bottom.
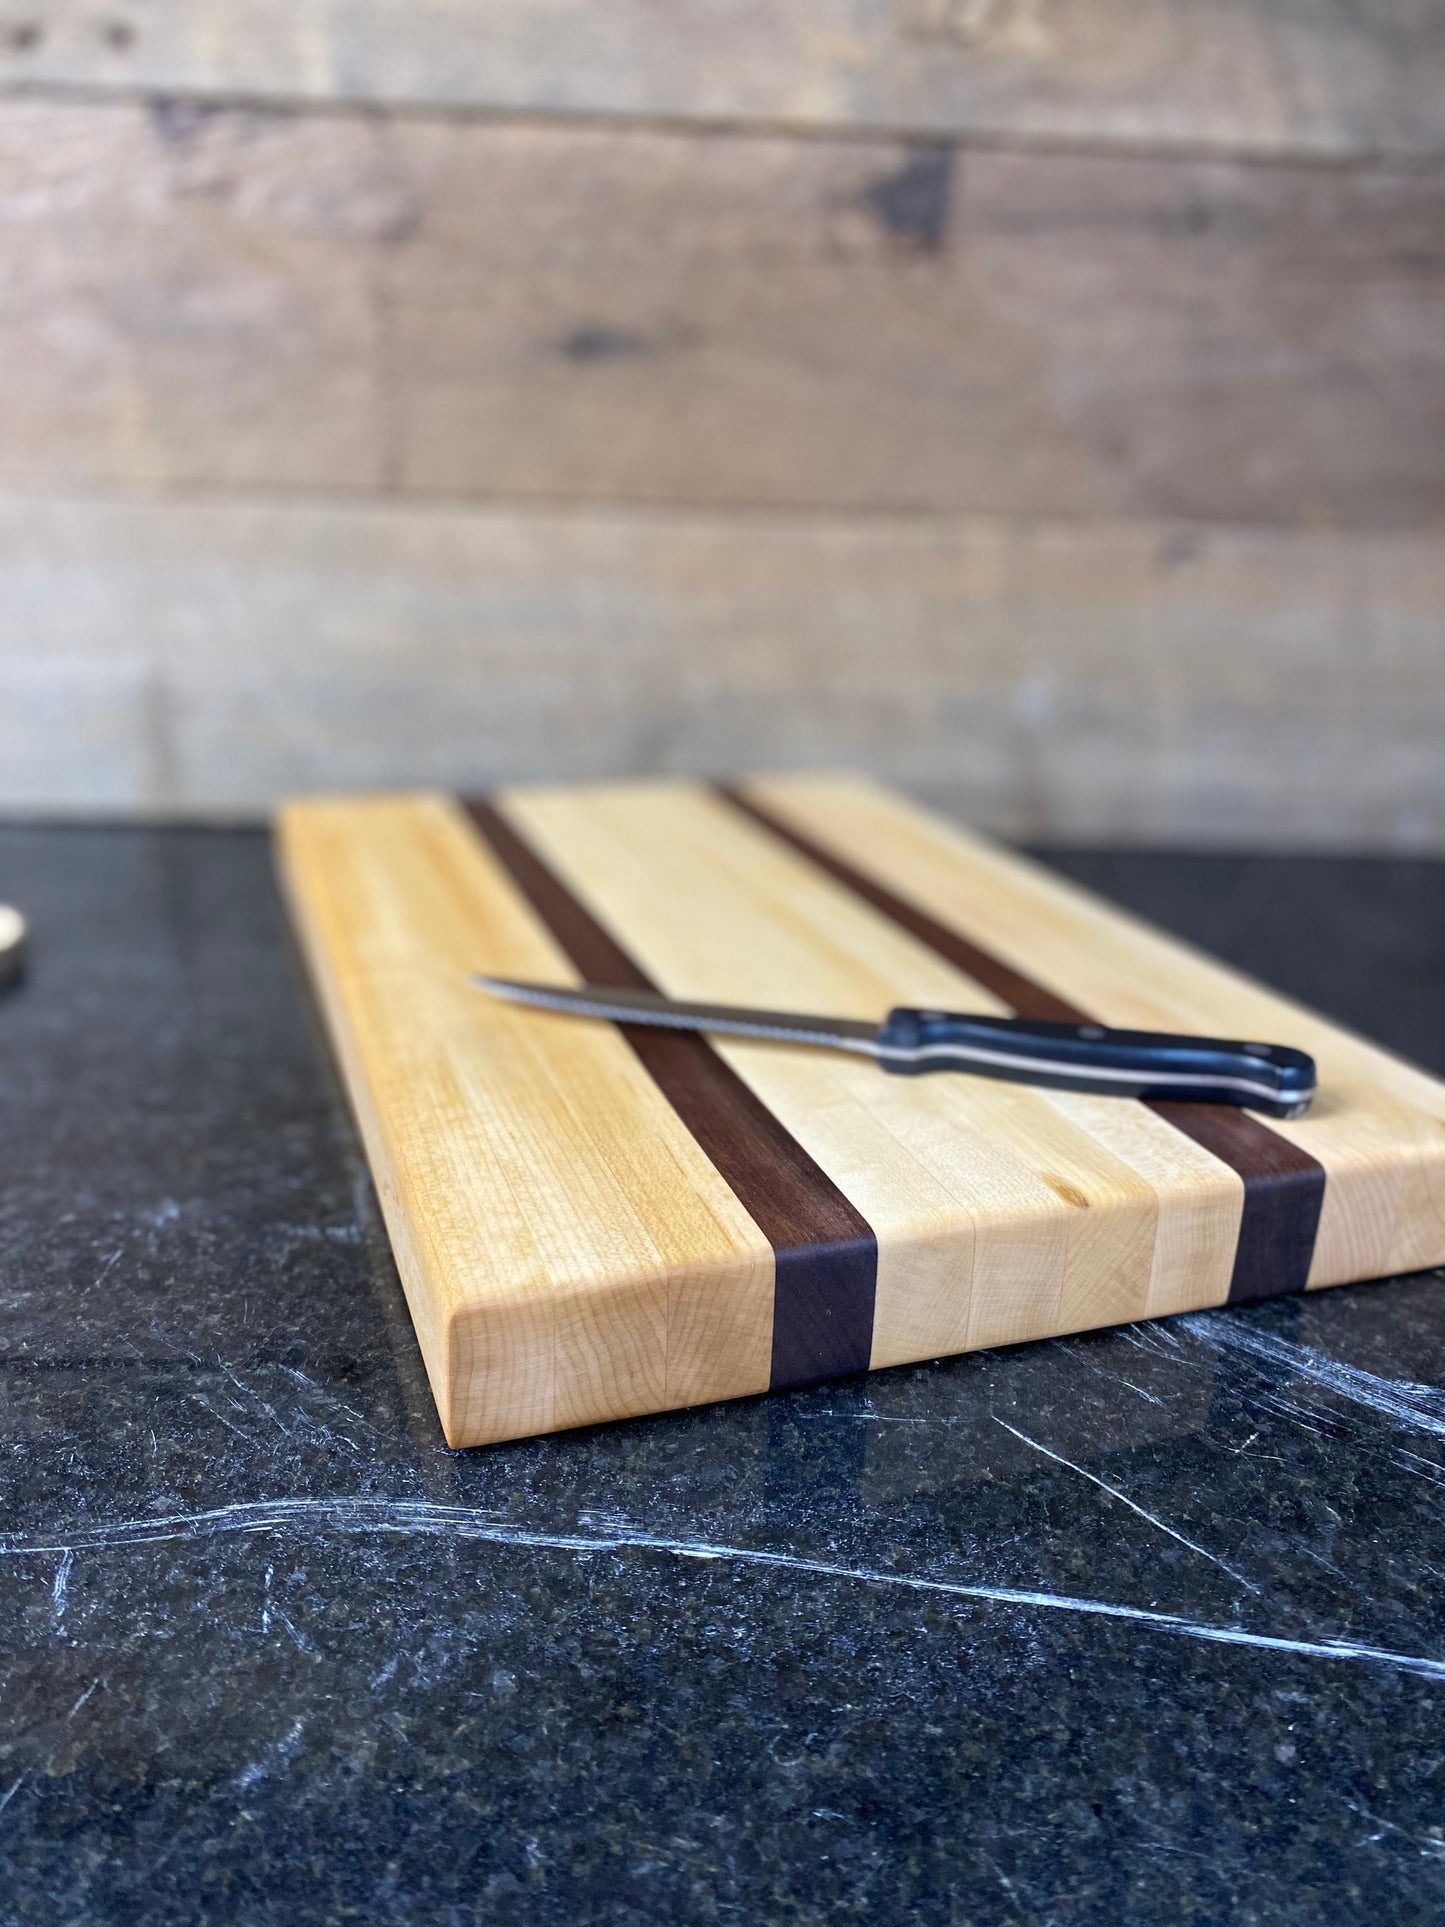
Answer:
2, 824, 1444, 1924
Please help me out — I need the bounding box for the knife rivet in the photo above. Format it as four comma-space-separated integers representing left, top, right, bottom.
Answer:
1078, 1024, 1106, 1040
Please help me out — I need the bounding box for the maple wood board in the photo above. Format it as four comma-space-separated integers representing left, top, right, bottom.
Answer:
276, 778, 1445, 1447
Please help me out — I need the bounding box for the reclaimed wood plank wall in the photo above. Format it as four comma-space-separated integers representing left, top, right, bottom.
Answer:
2, 2, 1442, 842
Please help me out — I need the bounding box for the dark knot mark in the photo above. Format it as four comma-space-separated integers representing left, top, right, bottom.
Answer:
861, 146, 955, 254
558, 325, 656, 364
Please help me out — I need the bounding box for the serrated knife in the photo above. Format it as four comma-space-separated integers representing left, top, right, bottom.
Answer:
472, 976, 1316, 1118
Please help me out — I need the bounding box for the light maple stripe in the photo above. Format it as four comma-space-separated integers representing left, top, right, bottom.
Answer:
465, 798, 880, 1388
720, 785, 1326, 1305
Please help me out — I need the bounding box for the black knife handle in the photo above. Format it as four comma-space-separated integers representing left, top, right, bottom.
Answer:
875, 1009, 1316, 1118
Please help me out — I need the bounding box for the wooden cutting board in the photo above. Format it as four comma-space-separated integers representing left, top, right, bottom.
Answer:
277, 777, 1445, 1448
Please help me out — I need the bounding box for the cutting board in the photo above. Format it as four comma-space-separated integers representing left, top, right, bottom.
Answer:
277, 777, 1445, 1447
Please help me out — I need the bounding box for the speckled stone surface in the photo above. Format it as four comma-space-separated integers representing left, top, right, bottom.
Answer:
1, 825, 1444, 1924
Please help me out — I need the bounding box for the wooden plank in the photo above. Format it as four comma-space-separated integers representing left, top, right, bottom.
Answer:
279, 775, 1445, 1446
745, 775, 1445, 1284
276, 792, 777, 1445
463, 796, 880, 1391
501, 781, 1239, 1359
3, 490, 1444, 850
721, 782, 1319, 1316
2, 101, 1443, 526
3, 1, 1443, 158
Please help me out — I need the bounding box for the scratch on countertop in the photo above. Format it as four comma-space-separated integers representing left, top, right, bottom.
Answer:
235, 1716, 309, 1794
50, 1549, 73, 1631
1186, 1314, 1445, 1440
189, 1391, 258, 1445
220, 1364, 294, 1440
993, 1418, 1261, 1595
3, 1499, 1443, 1682
1055, 1338, 1167, 1407
1392, 1447, 1445, 1489
269, 1607, 315, 1657
798, 1411, 968, 1426
275, 1365, 381, 1435
67, 1678, 101, 1720
1345, 1798, 1445, 1857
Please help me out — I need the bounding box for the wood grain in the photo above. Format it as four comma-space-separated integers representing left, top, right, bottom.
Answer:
3, 100, 1442, 527
722, 783, 1324, 1311
465, 798, 879, 1389
4, 1, 1442, 158
279, 775, 1445, 1446
276, 792, 776, 1445
745, 776, 1445, 1286
6, 490, 1444, 849
501, 781, 1237, 1359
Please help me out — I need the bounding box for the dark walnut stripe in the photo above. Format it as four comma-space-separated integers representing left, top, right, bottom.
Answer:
720, 788, 1325, 1305
463, 799, 878, 1388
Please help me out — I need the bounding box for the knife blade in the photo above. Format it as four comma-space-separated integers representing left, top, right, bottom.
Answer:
471, 975, 1316, 1118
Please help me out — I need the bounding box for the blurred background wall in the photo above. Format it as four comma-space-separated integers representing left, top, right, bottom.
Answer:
1, 1, 1442, 845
